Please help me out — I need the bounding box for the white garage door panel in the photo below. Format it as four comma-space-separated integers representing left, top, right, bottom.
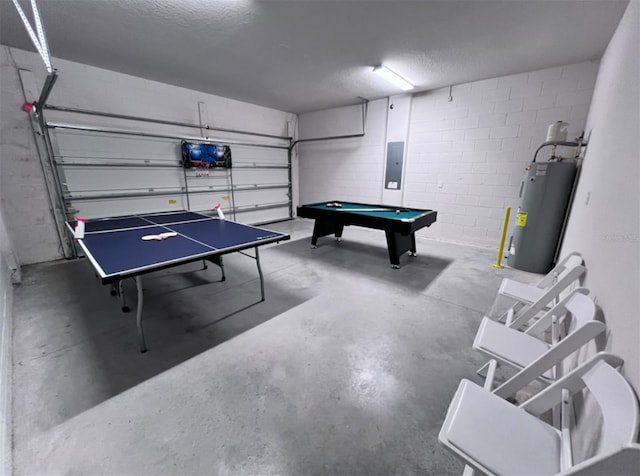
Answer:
237, 207, 290, 225
54, 130, 180, 162
187, 193, 234, 214
63, 166, 184, 195
232, 188, 289, 207
49, 121, 291, 226
184, 176, 231, 194
71, 194, 188, 220
232, 168, 288, 186
232, 146, 288, 165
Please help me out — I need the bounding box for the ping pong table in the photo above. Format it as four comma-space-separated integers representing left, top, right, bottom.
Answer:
67, 210, 290, 352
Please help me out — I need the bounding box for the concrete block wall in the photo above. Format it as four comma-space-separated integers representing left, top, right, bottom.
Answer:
0, 46, 296, 265
299, 61, 598, 249
0, 47, 61, 265
0, 210, 14, 476
404, 61, 598, 247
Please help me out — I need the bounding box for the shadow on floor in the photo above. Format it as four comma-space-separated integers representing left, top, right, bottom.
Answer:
269, 236, 452, 291
12, 255, 312, 430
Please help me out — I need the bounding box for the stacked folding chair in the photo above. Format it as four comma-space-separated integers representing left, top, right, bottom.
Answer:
437, 252, 640, 475
487, 251, 586, 330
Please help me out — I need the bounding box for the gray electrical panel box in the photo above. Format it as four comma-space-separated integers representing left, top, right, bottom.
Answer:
508, 161, 577, 274
385, 141, 404, 190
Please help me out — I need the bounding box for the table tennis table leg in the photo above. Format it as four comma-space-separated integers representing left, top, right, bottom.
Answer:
255, 247, 264, 302
135, 276, 147, 353
204, 255, 226, 282
118, 280, 130, 312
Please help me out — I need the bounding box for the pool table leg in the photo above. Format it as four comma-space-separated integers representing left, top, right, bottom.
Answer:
385, 231, 417, 269
311, 220, 345, 248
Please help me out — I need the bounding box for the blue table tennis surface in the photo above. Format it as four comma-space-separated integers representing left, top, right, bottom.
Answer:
72, 211, 289, 281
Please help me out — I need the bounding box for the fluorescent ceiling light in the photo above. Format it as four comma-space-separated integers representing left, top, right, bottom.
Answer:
373, 65, 414, 91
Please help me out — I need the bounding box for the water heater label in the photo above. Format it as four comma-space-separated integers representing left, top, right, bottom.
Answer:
517, 212, 528, 227
536, 164, 548, 176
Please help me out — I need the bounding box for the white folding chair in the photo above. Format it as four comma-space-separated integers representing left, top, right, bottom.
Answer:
492, 252, 586, 330
439, 353, 639, 476
474, 288, 605, 400
560, 443, 640, 475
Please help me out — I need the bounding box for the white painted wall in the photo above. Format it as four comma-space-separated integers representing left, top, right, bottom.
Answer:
299, 0, 639, 398
405, 63, 597, 247
298, 100, 388, 205
0, 202, 15, 476
0, 46, 296, 264
381, 94, 411, 206
0, 47, 60, 265
561, 0, 640, 391
299, 61, 598, 249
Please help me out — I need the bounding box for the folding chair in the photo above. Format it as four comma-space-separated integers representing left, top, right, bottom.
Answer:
491, 252, 586, 330
474, 288, 605, 400
561, 443, 640, 475
439, 353, 639, 476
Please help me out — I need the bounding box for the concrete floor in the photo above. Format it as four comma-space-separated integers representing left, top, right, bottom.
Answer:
11, 218, 533, 475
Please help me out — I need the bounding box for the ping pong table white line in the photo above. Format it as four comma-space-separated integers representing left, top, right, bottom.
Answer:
83, 217, 217, 235
95, 229, 284, 353
81, 230, 284, 280
180, 207, 288, 236
71, 215, 288, 352
83, 210, 284, 238
138, 214, 227, 255
73, 211, 286, 278
135, 214, 283, 253
73, 238, 108, 279
70, 215, 284, 279
69, 218, 220, 279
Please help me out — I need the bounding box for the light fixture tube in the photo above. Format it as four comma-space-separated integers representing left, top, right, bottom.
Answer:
373, 65, 414, 91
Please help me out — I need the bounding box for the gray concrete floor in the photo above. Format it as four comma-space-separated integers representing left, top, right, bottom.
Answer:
11, 218, 533, 475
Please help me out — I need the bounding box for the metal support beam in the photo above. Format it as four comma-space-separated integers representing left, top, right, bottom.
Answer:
289, 99, 368, 151
35, 71, 57, 113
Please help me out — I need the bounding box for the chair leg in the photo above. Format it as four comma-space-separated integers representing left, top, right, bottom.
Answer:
476, 361, 490, 378
477, 360, 498, 378
462, 465, 476, 476
484, 360, 498, 391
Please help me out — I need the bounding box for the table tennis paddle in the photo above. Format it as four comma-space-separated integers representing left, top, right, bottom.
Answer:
141, 232, 178, 241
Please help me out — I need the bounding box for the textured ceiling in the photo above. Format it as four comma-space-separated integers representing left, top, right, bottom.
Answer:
0, 0, 629, 114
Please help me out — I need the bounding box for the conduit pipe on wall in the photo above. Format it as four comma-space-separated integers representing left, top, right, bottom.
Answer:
288, 99, 368, 151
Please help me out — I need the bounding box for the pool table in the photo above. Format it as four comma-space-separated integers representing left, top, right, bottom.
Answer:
297, 201, 438, 268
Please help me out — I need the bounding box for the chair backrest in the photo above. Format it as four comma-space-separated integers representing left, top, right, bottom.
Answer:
494, 290, 604, 399
557, 253, 584, 278
521, 356, 639, 473
582, 361, 640, 455
510, 265, 587, 330
538, 252, 584, 289
564, 292, 597, 334
524, 288, 593, 337
561, 444, 640, 475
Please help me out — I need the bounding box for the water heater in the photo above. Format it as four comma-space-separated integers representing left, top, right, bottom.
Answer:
508, 161, 577, 274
